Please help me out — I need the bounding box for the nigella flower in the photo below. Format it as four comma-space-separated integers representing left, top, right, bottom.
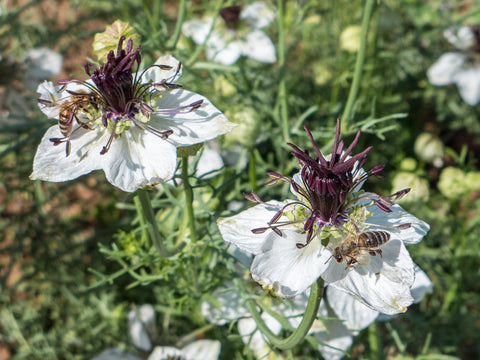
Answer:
182, 2, 276, 65
218, 120, 430, 314
427, 25, 480, 105
31, 36, 235, 192
92, 303, 221, 360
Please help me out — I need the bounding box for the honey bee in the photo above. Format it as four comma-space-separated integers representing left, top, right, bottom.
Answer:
44, 90, 99, 156
329, 230, 391, 269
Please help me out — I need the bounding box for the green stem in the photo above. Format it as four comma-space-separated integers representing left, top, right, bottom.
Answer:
168, 0, 187, 50
276, 0, 289, 143
241, 277, 324, 350
136, 188, 168, 257
368, 321, 383, 360
341, 0, 375, 124
185, 0, 226, 67
248, 148, 257, 191
182, 156, 197, 242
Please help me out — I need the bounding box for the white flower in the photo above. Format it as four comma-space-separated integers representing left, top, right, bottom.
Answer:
128, 304, 157, 352
148, 340, 221, 360
182, 2, 276, 65
31, 38, 235, 192
427, 25, 480, 106
91, 348, 142, 360
92, 303, 220, 360
217, 122, 430, 314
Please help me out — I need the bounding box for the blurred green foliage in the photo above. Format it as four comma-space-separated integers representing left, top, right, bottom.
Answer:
1, 0, 480, 359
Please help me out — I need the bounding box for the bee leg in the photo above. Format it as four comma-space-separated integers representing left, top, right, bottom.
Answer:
369, 250, 376, 256
376, 249, 383, 257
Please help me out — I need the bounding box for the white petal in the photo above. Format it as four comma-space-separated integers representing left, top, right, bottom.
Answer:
201, 283, 249, 325
31, 126, 106, 182
251, 230, 331, 298
453, 66, 480, 106
239, 30, 276, 63
194, 144, 224, 179
411, 265, 433, 304
241, 2, 275, 29
326, 286, 378, 334
362, 195, 430, 245
26, 48, 63, 79
182, 340, 221, 360
443, 26, 475, 50
148, 346, 183, 360
311, 305, 353, 360
31, 125, 178, 192
238, 314, 281, 359
427, 52, 465, 86
217, 201, 285, 255
91, 348, 141, 360
151, 89, 236, 147
182, 18, 214, 45
325, 239, 415, 314
102, 128, 178, 192
128, 304, 157, 352
209, 38, 242, 65
142, 54, 182, 84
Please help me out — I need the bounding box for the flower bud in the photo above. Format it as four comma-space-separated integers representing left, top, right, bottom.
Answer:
414, 132, 444, 167
392, 172, 429, 203
340, 25, 362, 53
437, 166, 467, 199
93, 20, 140, 63
224, 107, 260, 147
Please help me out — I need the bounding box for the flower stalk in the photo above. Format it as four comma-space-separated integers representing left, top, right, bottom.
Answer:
241, 277, 324, 350
136, 188, 168, 257
182, 156, 197, 242
276, 0, 290, 143
342, 0, 375, 123
168, 0, 187, 50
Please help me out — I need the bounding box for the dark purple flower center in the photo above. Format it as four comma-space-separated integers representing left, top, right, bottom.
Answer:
246, 119, 408, 248
220, 6, 242, 29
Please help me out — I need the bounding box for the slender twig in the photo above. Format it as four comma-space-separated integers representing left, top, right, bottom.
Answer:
342, 0, 375, 124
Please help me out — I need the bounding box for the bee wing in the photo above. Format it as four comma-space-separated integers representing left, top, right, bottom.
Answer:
354, 250, 372, 266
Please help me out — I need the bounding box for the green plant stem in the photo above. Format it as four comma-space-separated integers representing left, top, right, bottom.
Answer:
168, 0, 186, 50
276, 0, 289, 143
368, 321, 383, 360
248, 148, 257, 191
241, 277, 324, 350
182, 156, 197, 242
185, 0, 225, 67
136, 188, 168, 257
342, 0, 375, 124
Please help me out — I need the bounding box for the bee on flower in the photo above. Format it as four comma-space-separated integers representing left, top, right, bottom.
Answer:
182, 2, 276, 66
31, 34, 235, 192
217, 119, 430, 315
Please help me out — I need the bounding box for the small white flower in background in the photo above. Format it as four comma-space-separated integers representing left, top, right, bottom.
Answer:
24, 48, 63, 87
31, 35, 235, 192
182, 2, 276, 65
91, 348, 141, 360
218, 120, 430, 315
91, 303, 221, 360
427, 25, 480, 106
148, 340, 221, 360
128, 304, 157, 352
